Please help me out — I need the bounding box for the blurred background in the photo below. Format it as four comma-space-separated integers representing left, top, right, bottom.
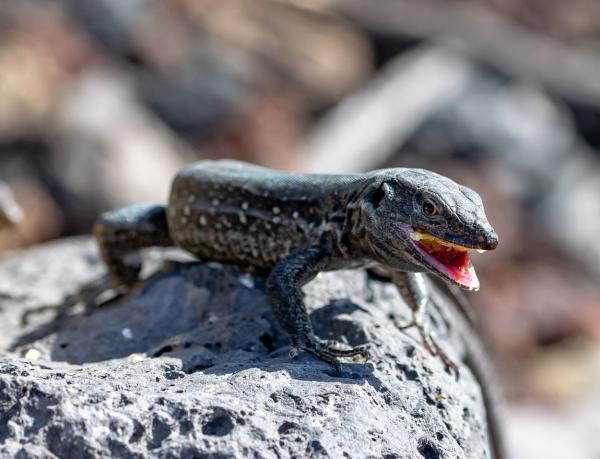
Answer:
0, 0, 599, 456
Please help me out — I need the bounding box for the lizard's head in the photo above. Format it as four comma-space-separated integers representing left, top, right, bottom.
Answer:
359, 169, 498, 290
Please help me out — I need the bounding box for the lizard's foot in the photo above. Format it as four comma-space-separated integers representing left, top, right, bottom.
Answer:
394, 312, 459, 377
291, 337, 369, 372
417, 327, 459, 377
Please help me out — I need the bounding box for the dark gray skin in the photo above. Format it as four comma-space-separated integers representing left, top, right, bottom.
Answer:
95, 160, 498, 372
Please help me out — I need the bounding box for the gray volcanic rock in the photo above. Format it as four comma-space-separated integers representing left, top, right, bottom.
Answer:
0, 238, 493, 458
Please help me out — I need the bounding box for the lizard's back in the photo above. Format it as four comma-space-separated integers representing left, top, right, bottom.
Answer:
166, 160, 369, 270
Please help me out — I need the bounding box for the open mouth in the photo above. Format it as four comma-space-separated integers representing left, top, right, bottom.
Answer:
409, 230, 487, 290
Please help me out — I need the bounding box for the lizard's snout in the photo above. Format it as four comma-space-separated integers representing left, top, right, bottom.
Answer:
476, 227, 498, 250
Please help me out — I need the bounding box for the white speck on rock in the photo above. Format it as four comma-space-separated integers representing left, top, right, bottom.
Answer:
239, 275, 254, 289
121, 328, 134, 339
24, 348, 42, 361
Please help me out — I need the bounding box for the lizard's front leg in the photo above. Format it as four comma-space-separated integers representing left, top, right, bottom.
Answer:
266, 244, 369, 372
391, 271, 458, 375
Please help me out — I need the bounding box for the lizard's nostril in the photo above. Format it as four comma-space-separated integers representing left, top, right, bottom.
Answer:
476, 228, 498, 250
485, 231, 499, 250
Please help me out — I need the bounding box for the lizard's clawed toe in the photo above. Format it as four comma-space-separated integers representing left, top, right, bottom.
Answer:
292, 338, 370, 372
306, 346, 343, 372
416, 327, 460, 376
391, 297, 460, 376
288, 347, 300, 359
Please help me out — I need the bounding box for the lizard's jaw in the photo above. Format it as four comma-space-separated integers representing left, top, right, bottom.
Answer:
408, 230, 482, 291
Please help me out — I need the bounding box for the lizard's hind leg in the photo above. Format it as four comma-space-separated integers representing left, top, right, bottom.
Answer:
94, 203, 173, 286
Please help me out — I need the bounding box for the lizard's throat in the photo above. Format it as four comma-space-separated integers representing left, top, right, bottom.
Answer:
409, 230, 481, 291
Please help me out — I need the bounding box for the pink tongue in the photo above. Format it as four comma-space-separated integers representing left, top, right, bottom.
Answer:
415, 240, 479, 289
430, 247, 470, 272
416, 241, 471, 274
451, 264, 478, 288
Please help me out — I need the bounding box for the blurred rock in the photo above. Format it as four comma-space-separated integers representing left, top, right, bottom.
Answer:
136, 50, 249, 145
339, 0, 600, 106
0, 26, 63, 139
305, 45, 474, 173
205, 88, 306, 170
0, 180, 63, 254
190, 0, 373, 104
55, 68, 192, 209
463, 0, 600, 42
63, 0, 372, 149
0, 2, 92, 140
507, 375, 600, 459
0, 181, 22, 230
544, 159, 600, 280
522, 338, 600, 404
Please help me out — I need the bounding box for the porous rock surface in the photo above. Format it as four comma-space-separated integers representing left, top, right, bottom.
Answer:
0, 238, 491, 458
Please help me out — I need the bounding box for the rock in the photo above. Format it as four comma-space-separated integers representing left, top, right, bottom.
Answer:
0, 237, 495, 458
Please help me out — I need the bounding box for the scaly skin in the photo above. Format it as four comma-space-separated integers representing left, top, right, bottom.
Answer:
95, 160, 498, 371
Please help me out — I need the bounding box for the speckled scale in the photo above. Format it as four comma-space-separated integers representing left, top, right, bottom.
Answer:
166, 160, 368, 269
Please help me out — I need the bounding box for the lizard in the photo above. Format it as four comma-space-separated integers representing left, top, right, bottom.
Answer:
93, 159, 498, 375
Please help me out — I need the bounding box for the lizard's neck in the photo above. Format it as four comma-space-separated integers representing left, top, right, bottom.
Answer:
340, 185, 424, 272
339, 188, 376, 261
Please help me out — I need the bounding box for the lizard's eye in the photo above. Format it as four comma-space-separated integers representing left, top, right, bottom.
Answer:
422, 199, 438, 217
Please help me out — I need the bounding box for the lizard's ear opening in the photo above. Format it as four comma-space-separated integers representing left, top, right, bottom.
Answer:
370, 182, 393, 209
359, 181, 395, 228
